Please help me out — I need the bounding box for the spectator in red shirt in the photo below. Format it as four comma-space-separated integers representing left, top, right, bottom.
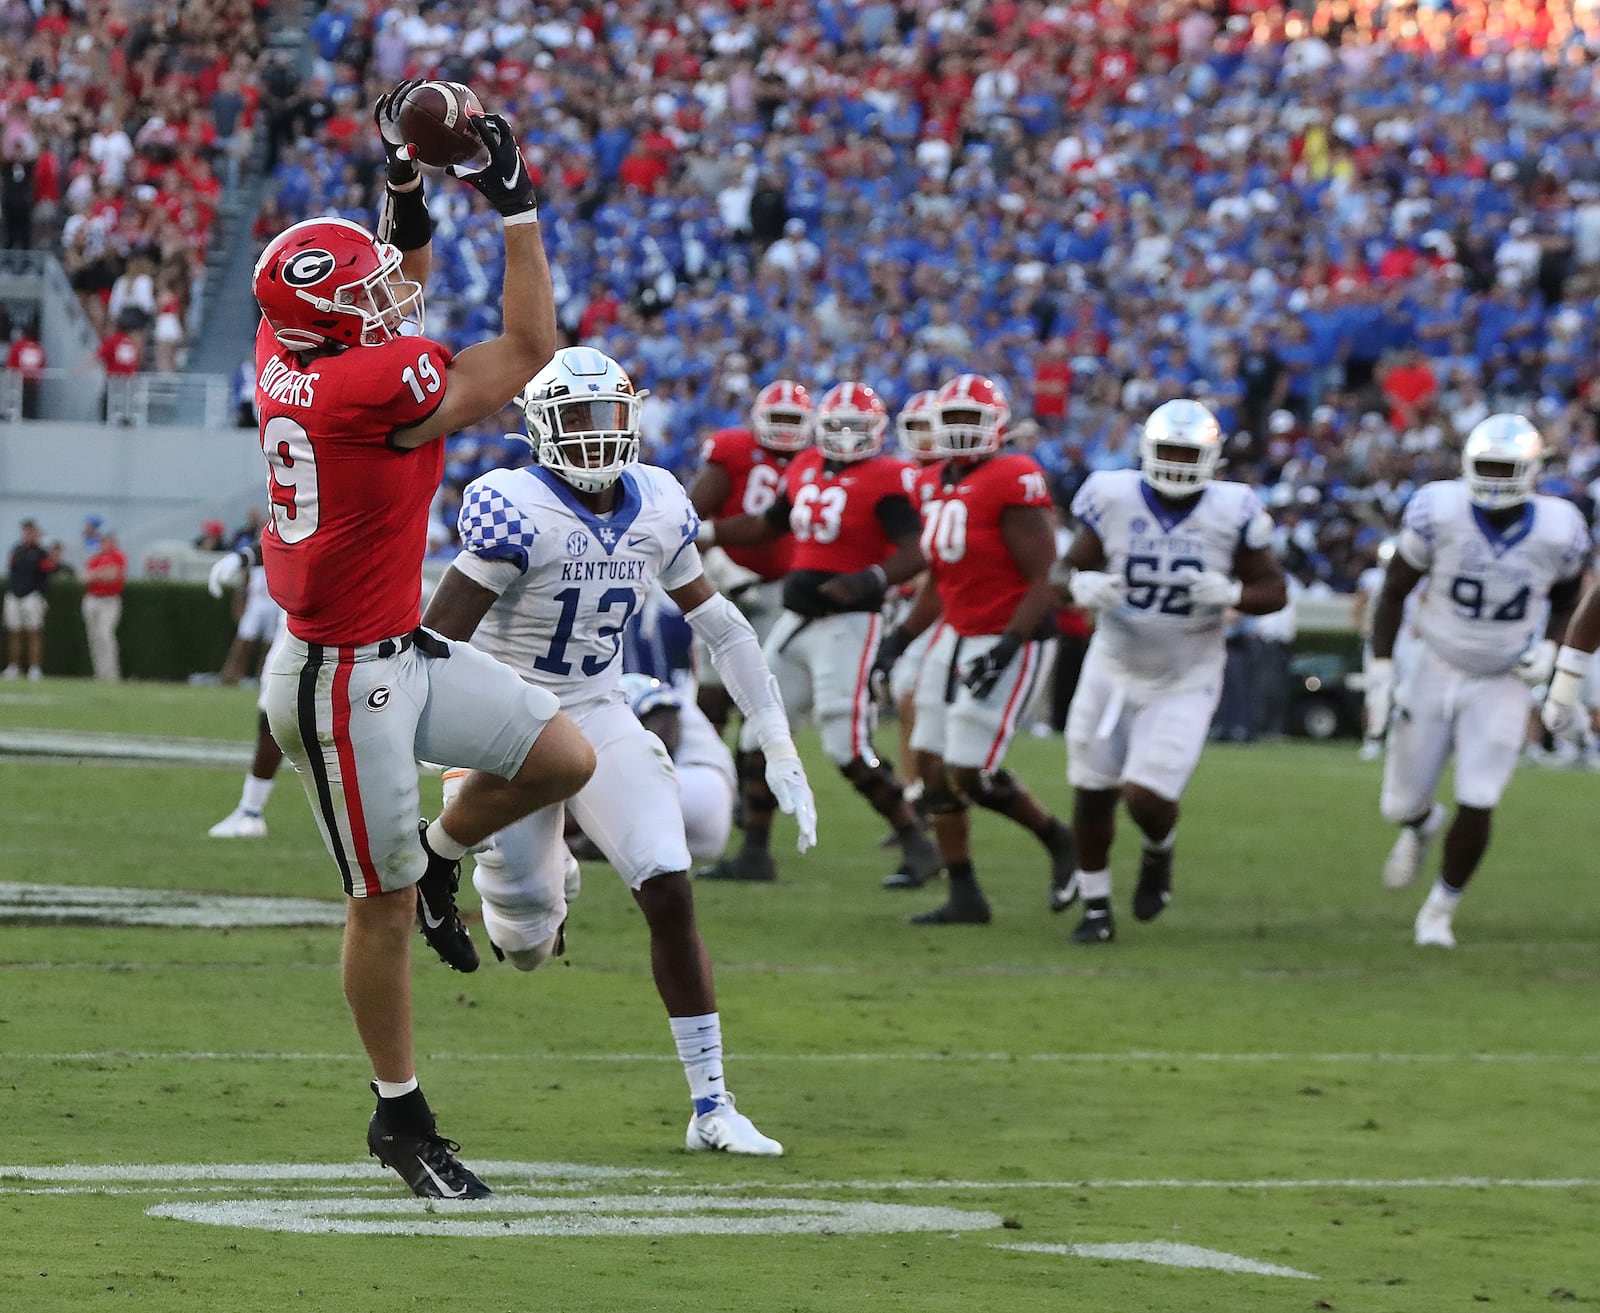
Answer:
618, 142, 670, 195
1032, 337, 1073, 429
6, 323, 46, 418
81, 530, 126, 682
1381, 348, 1440, 431
98, 329, 142, 422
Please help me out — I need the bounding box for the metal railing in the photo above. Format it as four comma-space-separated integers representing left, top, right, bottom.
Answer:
0, 367, 236, 428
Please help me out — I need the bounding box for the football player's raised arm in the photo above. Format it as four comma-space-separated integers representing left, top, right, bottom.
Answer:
998, 503, 1059, 641
1370, 556, 1425, 660
421, 566, 501, 642
1231, 545, 1288, 617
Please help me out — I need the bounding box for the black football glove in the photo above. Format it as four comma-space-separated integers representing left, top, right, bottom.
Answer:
962, 633, 1022, 700
868, 628, 912, 705
829, 566, 889, 609
451, 112, 538, 220
373, 79, 423, 189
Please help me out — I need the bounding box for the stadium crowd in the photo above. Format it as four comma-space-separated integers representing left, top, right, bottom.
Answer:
233, 0, 1600, 589
3, 0, 269, 372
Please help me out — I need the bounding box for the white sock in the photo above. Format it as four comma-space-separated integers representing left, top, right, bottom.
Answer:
373, 1076, 418, 1098
669, 1012, 726, 1110
1143, 829, 1175, 853
1077, 868, 1112, 900
425, 818, 469, 861
1426, 879, 1462, 910
240, 773, 274, 815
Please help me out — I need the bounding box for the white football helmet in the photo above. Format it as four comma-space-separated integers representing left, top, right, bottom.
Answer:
521, 347, 644, 493
814, 382, 889, 462
619, 672, 682, 719
1140, 398, 1224, 498
1462, 413, 1543, 509
896, 389, 941, 460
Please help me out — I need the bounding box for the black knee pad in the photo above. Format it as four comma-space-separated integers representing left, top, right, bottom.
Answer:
921, 785, 968, 817
970, 768, 1020, 811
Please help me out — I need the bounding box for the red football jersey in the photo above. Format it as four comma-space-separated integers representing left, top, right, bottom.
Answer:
255, 320, 454, 645
700, 426, 795, 581
781, 446, 916, 574
917, 452, 1054, 636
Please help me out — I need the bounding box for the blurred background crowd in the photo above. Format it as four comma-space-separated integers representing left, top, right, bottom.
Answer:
12, 0, 1600, 597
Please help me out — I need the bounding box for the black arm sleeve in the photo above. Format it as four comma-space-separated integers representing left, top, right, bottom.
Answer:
762, 495, 792, 532
874, 493, 919, 541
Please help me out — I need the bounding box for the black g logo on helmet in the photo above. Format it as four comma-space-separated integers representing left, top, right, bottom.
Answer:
282, 249, 337, 288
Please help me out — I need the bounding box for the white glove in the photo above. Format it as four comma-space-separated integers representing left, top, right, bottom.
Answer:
1541, 646, 1589, 735
1364, 657, 1394, 739
764, 742, 817, 854
1188, 571, 1244, 608
1069, 570, 1126, 610
1514, 638, 1557, 688
207, 550, 246, 598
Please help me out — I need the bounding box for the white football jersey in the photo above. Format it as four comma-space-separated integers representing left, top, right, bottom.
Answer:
1072, 469, 1274, 688
1397, 480, 1589, 677
451, 463, 704, 708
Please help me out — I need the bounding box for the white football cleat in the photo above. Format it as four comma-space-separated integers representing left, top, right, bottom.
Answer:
685, 1093, 784, 1156
1413, 901, 1457, 948
1382, 803, 1445, 889
209, 808, 267, 838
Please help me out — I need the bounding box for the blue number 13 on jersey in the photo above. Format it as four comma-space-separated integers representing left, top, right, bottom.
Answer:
532, 586, 638, 676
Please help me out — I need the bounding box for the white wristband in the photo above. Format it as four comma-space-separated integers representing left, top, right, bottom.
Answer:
696, 519, 717, 547
1548, 666, 1585, 707
503, 208, 540, 227
1554, 644, 1591, 679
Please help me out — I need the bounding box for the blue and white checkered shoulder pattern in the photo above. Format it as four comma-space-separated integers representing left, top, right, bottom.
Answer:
1070, 473, 1108, 534
459, 480, 538, 573
1402, 483, 1437, 551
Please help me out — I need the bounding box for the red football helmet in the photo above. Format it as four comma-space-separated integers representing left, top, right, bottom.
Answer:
896, 389, 941, 461
814, 382, 889, 462
934, 374, 1010, 459
252, 217, 424, 352
751, 379, 814, 452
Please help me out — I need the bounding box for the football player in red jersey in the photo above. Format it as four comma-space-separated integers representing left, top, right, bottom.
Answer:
872, 375, 1077, 924
687, 379, 812, 737
251, 90, 596, 1200
696, 382, 940, 886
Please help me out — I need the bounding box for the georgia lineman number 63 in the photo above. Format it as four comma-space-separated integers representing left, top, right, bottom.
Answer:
263, 415, 319, 543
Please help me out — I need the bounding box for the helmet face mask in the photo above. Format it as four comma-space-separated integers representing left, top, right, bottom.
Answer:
1462, 413, 1542, 510
932, 374, 1009, 458
522, 348, 644, 494
253, 217, 425, 351
815, 382, 888, 462
751, 380, 814, 452
1140, 398, 1223, 497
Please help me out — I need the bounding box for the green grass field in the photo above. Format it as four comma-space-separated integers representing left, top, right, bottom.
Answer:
2, 679, 1597, 1311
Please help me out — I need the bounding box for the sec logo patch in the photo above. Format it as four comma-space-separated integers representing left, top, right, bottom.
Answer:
566, 531, 589, 558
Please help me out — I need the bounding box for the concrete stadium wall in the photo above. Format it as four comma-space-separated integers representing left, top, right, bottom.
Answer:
0, 421, 264, 572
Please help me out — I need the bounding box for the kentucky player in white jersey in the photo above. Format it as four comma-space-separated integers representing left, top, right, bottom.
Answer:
619, 673, 737, 862
422, 348, 817, 1154
1368, 414, 1587, 947
1059, 399, 1286, 945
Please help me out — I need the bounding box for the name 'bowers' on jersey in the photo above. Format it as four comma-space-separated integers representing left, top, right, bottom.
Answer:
256, 355, 319, 408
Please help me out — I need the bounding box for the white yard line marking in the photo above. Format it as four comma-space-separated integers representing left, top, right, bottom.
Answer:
997, 1241, 1317, 1280
0, 883, 346, 928
11, 1049, 1599, 1065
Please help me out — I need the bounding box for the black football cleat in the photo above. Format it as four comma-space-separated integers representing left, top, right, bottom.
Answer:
1047, 825, 1080, 913
884, 829, 941, 889
909, 888, 992, 925
367, 1114, 492, 1199
416, 820, 480, 972
1133, 846, 1173, 922
1070, 903, 1115, 944
695, 850, 777, 882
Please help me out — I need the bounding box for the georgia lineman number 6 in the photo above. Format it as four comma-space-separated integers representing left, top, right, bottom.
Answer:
263, 415, 319, 543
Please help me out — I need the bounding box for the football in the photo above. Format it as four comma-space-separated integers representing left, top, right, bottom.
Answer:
397, 81, 485, 168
